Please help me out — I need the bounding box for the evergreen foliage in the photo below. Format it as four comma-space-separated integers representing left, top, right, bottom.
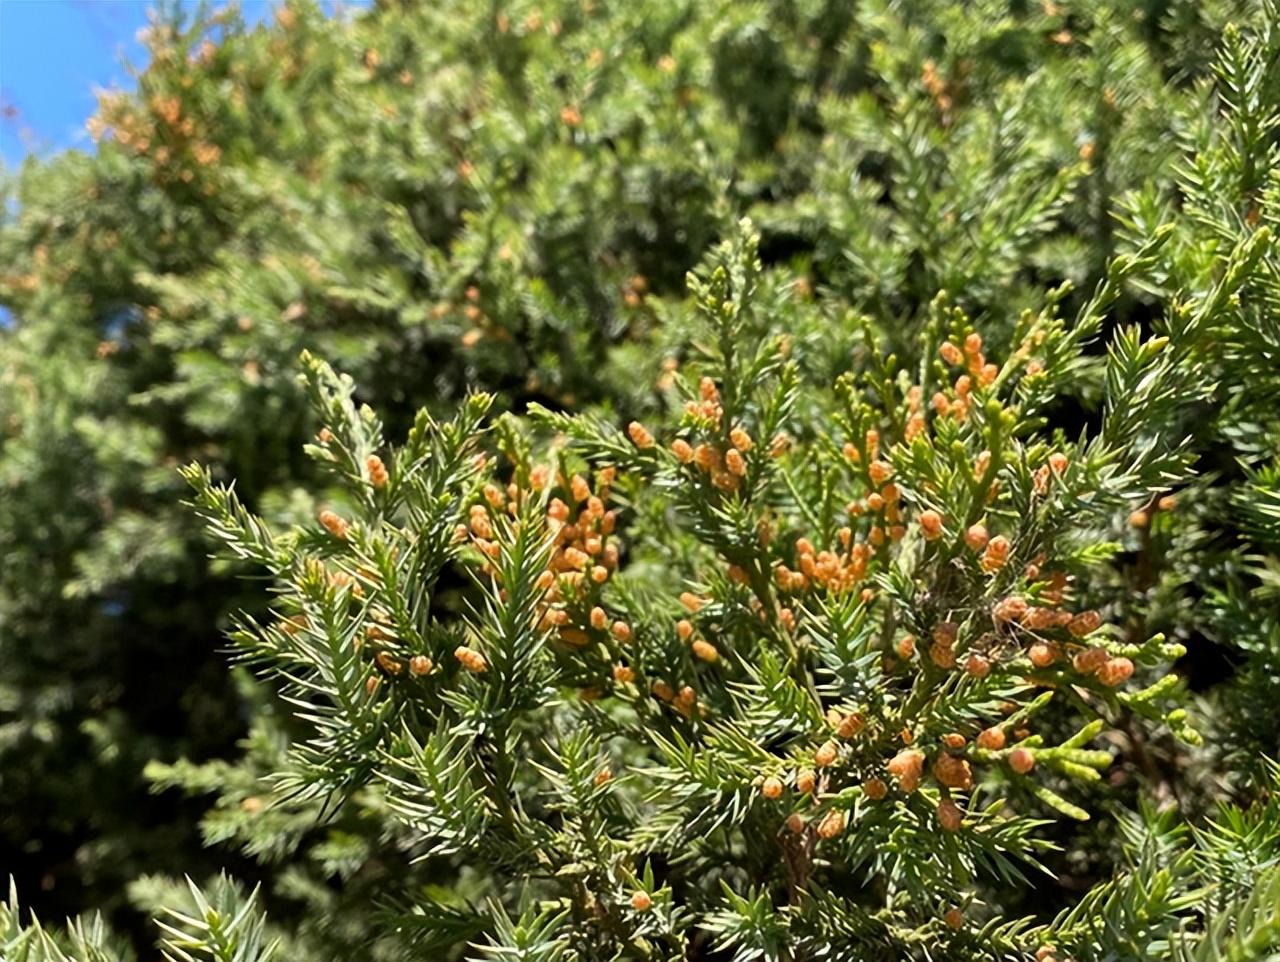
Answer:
1, 0, 1278, 959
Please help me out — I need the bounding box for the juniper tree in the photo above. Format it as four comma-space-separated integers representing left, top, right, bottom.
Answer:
2, 0, 1279, 958
1110, 11, 1280, 783
155, 205, 1267, 960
